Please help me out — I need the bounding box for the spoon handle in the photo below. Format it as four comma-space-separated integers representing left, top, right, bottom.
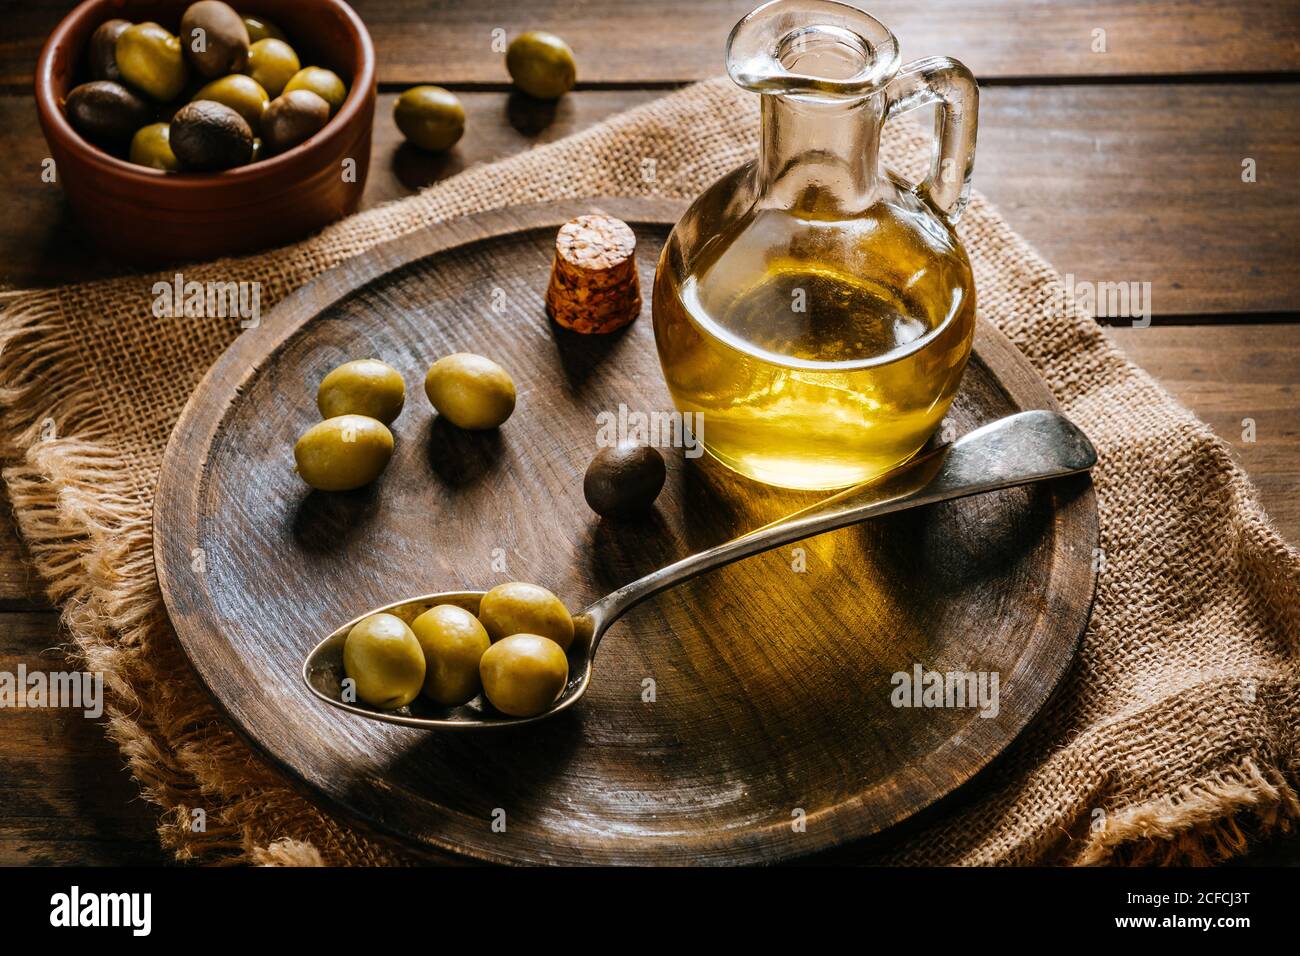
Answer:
584, 410, 1095, 636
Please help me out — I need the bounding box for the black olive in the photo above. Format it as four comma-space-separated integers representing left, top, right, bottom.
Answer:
170, 99, 254, 170
261, 89, 329, 154
88, 19, 131, 82
180, 1, 251, 80
583, 443, 665, 518
64, 80, 152, 146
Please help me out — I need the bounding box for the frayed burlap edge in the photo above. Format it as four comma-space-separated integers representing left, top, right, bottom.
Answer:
1078, 758, 1300, 866
2, 77, 1298, 865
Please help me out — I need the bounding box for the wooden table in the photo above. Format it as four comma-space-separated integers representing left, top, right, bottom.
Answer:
1, 0, 1298, 865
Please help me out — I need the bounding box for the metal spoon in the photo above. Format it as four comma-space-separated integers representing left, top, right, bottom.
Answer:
303, 409, 1096, 729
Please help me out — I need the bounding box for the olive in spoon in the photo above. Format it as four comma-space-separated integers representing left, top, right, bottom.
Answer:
303, 409, 1096, 729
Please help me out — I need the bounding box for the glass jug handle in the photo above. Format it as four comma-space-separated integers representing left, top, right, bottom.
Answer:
883, 56, 979, 224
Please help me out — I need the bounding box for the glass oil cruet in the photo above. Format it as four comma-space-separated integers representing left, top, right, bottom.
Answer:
653, 0, 979, 490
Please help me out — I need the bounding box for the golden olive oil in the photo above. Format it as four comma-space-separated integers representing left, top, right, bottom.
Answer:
654, 203, 976, 490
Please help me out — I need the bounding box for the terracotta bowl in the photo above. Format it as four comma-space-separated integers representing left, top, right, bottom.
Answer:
35, 0, 376, 265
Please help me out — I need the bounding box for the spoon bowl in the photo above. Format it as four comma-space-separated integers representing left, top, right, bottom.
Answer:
303, 409, 1097, 729
303, 591, 601, 728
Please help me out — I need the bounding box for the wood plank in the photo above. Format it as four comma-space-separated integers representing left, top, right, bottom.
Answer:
0, 508, 48, 609
1107, 324, 1300, 544
3, 83, 1297, 316
5, 0, 1300, 89
974, 84, 1300, 318
0, 611, 167, 864
358, 0, 1300, 83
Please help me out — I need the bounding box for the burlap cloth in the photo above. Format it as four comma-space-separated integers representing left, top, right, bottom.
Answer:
1, 78, 1297, 866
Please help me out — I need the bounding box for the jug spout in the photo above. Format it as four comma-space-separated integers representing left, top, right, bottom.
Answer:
726, 0, 901, 100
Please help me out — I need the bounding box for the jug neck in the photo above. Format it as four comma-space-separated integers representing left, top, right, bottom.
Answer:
757, 91, 884, 216
725, 1, 903, 216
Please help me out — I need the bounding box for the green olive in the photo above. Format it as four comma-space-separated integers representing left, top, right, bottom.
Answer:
317, 359, 405, 424
393, 85, 464, 152
293, 414, 394, 491
343, 613, 426, 709
424, 353, 516, 430
411, 605, 491, 706
193, 74, 268, 131
180, 1, 250, 79
244, 37, 300, 97
477, 581, 574, 650
480, 634, 569, 717
506, 31, 576, 100
116, 22, 189, 101
128, 122, 180, 171
284, 66, 347, 115
242, 15, 286, 44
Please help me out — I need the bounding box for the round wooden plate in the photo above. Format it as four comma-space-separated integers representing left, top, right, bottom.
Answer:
155, 197, 1098, 865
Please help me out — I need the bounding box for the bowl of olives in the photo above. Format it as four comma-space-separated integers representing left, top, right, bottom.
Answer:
34, 0, 376, 265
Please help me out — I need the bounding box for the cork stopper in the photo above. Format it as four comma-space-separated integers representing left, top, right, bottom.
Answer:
545, 215, 642, 334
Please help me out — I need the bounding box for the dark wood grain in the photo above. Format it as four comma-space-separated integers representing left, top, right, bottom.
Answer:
5, 83, 1297, 315
0, 509, 49, 610
1107, 324, 1300, 540
358, 0, 1300, 83
5, 0, 1300, 89
0, 611, 167, 865
976, 85, 1300, 318
152, 198, 1096, 864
